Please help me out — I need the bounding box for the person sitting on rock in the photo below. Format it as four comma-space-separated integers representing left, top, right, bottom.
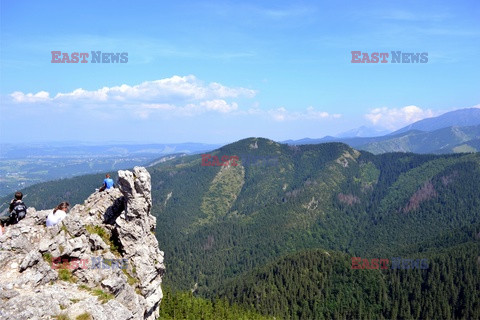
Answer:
0, 191, 27, 228
99, 173, 114, 192
46, 202, 70, 227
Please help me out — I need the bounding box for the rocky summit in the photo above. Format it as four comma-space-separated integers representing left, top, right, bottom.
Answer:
0, 167, 165, 320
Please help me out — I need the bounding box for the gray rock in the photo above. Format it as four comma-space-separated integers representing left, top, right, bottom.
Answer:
101, 275, 125, 294
0, 287, 19, 299
38, 237, 51, 252
0, 167, 165, 320
89, 233, 109, 251
62, 215, 86, 237
19, 250, 42, 272
117, 167, 165, 320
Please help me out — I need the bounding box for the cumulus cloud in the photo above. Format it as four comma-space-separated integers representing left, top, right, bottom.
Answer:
11, 90, 50, 102
201, 100, 238, 113
13, 75, 256, 103
365, 105, 435, 130
6, 75, 342, 124
6, 75, 341, 122
8, 75, 255, 119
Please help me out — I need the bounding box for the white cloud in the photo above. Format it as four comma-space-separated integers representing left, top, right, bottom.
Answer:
8, 75, 256, 119
6, 76, 342, 124
269, 107, 288, 121
16, 75, 256, 103
365, 105, 435, 130
141, 103, 176, 110
305, 106, 341, 119
265, 106, 342, 122
201, 100, 238, 113
11, 90, 50, 102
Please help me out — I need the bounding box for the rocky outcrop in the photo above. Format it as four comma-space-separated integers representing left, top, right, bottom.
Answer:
0, 167, 165, 320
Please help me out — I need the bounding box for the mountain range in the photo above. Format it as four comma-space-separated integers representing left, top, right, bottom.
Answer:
6, 137, 480, 319
286, 108, 480, 154
3, 108, 478, 199
336, 125, 391, 138
391, 107, 480, 134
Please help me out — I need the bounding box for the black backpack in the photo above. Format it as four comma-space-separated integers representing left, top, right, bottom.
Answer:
11, 201, 27, 223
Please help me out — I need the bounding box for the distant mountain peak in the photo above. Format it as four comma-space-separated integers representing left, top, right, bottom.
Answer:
392, 107, 480, 135
337, 126, 391, 138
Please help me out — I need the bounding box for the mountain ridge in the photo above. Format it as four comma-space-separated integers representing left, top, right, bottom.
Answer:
391, 107, 480, 135
2, 138, 480, 319
284, 108, 480, 154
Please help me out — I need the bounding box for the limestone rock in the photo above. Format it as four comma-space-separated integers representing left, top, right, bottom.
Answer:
117, 167, 165, 320
19, 249, 42, 272
89, 233, 109, 251
0, 167, 165, 320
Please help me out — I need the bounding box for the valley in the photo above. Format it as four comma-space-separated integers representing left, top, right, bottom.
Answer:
0, 142, 220, 197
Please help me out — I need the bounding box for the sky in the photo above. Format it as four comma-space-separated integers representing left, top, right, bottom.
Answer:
1, 0, 479, 144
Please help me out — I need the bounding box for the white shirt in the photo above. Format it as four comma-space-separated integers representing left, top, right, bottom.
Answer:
46, 209, 67, 227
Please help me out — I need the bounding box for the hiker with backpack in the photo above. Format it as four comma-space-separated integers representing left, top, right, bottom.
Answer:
0, 191, 28, 228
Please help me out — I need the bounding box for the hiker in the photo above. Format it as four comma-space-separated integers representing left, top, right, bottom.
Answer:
46, 202, 70, 227
0, 191, 27, 228
99, 173, 114, 192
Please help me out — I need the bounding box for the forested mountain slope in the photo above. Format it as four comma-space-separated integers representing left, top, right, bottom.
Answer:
147, 138, 480, 296
6, 137, 480, 319
219, 244, 480, 320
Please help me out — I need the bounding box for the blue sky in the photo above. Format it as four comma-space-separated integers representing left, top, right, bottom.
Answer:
1, 0, 479, 144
